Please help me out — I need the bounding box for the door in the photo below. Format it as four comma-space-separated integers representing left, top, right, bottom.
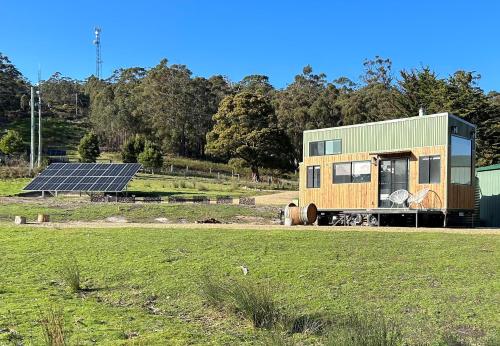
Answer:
379, 158, 409, 207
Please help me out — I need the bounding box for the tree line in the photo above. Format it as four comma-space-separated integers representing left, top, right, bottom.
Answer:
1, 52, 499, 177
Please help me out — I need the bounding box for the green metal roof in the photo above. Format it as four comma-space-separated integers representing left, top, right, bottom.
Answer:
476, 164, 500, 172
303, 113, 449, 157
303, 112, 477, 158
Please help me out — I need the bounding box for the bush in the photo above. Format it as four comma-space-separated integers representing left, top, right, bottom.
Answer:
59, 260, 80, 293
197, 183, 209, 191
200, 274, 281, 329
228, 182, 239, 191
121, 134, 145, 163
179, 180, 187, 189
40, 306, 68, 346
78, 132, 100, 163
0, 129, 24, 155
138, 140, 163, 171
229, 280, 280, 329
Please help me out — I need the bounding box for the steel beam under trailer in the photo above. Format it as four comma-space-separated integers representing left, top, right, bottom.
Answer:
318, 209, 445, 228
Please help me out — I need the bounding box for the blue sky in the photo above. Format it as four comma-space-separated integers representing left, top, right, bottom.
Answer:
1, 0, 499, 92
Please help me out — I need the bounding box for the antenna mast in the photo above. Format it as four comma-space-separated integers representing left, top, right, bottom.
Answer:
93, 27, 102, 79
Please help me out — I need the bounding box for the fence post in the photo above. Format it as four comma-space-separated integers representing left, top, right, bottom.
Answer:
170, 164, 173, 173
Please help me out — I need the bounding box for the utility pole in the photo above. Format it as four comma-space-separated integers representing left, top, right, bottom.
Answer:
30, 87, 35, 171
75, 92, 78, 117
37, 87, 42, 167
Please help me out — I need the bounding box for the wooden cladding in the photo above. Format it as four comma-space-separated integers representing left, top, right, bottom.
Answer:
299, 145, 453, 210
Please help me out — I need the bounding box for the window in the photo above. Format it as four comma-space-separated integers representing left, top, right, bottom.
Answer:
451, 135, 472, 185
333, 161, 371, 183
309, 139, 341, 156
352, 161, 371, 182
307, 166, 321, 188
325, 139, 342, 155
419, 156, 440, 184
309, 142, 324, 156
333, 163, 351, 183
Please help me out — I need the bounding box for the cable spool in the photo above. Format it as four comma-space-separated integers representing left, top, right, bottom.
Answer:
283, 203, 318, 225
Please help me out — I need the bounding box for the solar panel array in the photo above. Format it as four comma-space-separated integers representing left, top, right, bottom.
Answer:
24, 163, 142, 192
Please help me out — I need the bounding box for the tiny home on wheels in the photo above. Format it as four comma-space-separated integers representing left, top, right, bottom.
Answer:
299, 112, 476, 227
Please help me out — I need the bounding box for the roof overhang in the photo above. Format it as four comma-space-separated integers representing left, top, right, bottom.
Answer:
369, 149, 412, 157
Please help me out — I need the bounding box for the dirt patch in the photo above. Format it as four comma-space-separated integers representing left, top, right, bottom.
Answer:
16, 221, 500, 235
232, 215, 269, 224
106, 216, 128, 223
253, 190, 298, 206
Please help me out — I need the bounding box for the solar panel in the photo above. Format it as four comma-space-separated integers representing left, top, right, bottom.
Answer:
23, 163, 141, 192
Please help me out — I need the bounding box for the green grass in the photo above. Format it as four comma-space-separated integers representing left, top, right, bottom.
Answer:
0, 178, 30, 196
128, 174, 282, 197
0, 202, 277, 223
7, 117, 87, 150
0, 172, 293, 197
0, 225, 498, 345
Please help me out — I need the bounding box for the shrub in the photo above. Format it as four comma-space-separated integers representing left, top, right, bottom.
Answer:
78, 132, 100, 163
40, 306, 68, 346
0, 129, 24, 155
197, 183, 208, 191
138, 140, 163, 171
121, 134, 145, 163
200, 274, 281, 329
229, 280, 280, 329
228, 182, 239, 192
59, 260, 80, 293
179, 180, 187, 189
172, 181, 179, 189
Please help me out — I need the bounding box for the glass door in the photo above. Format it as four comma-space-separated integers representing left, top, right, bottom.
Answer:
378, 158, 409, 207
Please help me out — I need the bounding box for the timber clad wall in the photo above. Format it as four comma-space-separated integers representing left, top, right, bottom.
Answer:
299, 146, 447, 210
300, 113, 476, 211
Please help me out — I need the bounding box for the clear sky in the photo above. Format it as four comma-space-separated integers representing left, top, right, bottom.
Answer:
1, 0, 499, 92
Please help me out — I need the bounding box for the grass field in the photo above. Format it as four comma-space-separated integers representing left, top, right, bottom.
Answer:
0, 224, 498, 345
7, 117, 87, 150
0, 201, 278, 224
0, 178, 30, 196
0, 173, 292, 198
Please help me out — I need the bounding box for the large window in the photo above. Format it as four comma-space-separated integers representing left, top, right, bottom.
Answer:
333, 161, 371, 183
419, 155, 441, 184
451, 135, 472, 185
309, 139, 341, 156
307, 166, 321, 188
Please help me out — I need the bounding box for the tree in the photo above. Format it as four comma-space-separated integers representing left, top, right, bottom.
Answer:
206, 92, 293, 181
78, 132, 100, 163
138, 140, 163, 171
139, 60, 220, 157
121, 134, 146, 163
0, 130, 24, 155
236, 75, 274, 96
0, 53, 29, 117
275, 65, 341, 164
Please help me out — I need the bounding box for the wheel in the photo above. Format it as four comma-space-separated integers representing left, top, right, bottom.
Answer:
368, 214, 379, 226
350, 213, 363, 226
